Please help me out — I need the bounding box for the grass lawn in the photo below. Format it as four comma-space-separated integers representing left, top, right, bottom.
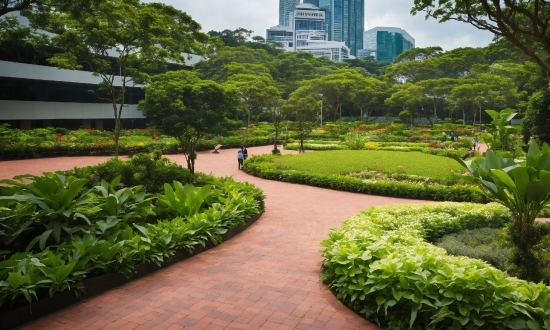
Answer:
272, 150, 465, 179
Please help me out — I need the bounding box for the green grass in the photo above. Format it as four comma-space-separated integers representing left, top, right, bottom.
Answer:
272, 150, 465, 179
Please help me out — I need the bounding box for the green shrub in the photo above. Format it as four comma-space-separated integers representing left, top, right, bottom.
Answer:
436, 228, 513, 271
0, 162, 265, 310
64, 153, 194, 193
321, 203, 550, 330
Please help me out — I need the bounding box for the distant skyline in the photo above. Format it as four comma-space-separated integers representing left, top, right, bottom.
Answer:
148, 0, 495, 51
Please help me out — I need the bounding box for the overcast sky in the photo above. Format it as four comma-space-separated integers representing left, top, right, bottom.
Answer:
154, 0, 495, 51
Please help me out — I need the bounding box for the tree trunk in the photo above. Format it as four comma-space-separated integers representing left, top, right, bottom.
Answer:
274, 125, 279, 151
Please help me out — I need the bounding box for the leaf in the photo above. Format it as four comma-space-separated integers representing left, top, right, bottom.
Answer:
39, 229, 54, 250
506, 318, 527, 330
490, 169, 516, 190
133, 223, 148, 237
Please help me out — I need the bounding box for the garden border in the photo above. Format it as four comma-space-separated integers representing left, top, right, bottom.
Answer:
0, 212, 263, 330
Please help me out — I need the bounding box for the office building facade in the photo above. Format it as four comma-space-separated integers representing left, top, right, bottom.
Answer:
279, 0, 301, 26
267, 3, 352, 62
313, 0, 364, 56
0, 12, 201, 129
362, 27, 415, 62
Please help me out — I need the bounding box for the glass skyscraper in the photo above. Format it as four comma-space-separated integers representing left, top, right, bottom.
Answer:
362, 27, 415, 62
279, 0, 300, 26
303, 0, 319, 6
318, 0, 364, 56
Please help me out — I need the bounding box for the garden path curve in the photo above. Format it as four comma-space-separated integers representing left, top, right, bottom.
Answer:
0, 147, 448, 330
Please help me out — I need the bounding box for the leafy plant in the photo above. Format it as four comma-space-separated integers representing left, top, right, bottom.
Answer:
0, 173, 95, 251
321, 203, 549, 330
461, 141, 550, 281
482, 109, 519, 153
156, 182, 213, 218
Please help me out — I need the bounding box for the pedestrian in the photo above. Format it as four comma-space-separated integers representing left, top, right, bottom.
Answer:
237, 149, 244, 169
472, 135, 478, 151
242, 146, 248, 160
450, 131, 455, 142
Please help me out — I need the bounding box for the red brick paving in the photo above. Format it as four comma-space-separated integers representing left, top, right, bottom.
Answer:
0, 145, 534, 329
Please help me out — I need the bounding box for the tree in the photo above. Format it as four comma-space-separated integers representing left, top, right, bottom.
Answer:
385, 83, 429, 126
0, 0, 97, 17
266, 98, 288, 153
318, 68, 362, 121
411, 0, 550, 82
225, 72, 280, 129
30, 0, 209, 157
393, 46, 443, 63
416, 78, 457, 122
285, 84, 319, 153
0, 15, 49, 63
349, 77, 388, 122
523, 89, 550, 145
195, 46, 274, 83
343, 57, 389, 76
139, 70, 235, 174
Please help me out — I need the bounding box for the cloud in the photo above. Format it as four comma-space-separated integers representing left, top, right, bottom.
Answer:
150, 0, 494, 51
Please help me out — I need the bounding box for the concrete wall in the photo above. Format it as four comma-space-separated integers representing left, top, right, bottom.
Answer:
0, 100, 143, 120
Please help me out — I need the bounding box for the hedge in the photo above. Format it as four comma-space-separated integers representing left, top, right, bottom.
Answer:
321, 203, 550, 330
244, 155, 485, 203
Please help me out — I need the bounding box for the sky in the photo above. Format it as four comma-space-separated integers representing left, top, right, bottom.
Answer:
154, 0, 495, 51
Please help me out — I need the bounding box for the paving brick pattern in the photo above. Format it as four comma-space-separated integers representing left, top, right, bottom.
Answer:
0, 145, 519, 329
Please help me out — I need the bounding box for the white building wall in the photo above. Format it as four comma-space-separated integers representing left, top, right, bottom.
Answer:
0, 101, 143, 120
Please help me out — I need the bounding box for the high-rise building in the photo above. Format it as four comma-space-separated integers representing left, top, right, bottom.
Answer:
361, 27, 415, 62
303, 0, 319, 6
267, 3, 352, 62
318, 0, 332, 40
318, 0, 364, 56
279, 0, 300, 26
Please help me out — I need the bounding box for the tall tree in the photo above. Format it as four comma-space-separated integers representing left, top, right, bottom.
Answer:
349, 77, 388, 122
411, 0, 550, 82
285, 84, 319, 153
225, 72, 280, 129
31, 0, 209, 157
416, 78, 457, 121
385, 83, 430, 126
139, 71, 235, 174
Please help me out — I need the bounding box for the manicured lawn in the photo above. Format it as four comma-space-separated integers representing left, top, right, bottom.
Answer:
272, 150, 465, 179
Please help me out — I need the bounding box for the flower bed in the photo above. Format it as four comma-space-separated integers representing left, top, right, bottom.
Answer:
244, 154, 484, 202
320, 203, 550, 329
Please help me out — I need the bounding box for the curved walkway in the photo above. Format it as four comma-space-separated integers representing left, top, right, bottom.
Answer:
1, 147, 433, 329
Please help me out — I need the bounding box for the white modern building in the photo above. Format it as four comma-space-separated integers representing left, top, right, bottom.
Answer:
0, 12, 201, 130
267, 3, 352, 62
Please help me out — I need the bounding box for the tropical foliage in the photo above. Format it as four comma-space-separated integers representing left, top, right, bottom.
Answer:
321, 203, 550, 330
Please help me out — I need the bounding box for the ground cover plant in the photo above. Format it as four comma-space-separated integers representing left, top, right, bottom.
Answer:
320, 203, 550, 330
0, 155, 265, 311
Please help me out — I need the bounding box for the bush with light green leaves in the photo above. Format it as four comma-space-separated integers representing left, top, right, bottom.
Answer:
321, 203, 550, 330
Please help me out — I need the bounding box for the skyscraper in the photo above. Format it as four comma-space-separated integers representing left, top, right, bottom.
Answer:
303, 0, 319, 6
347, 0, 364, 56
279, 0, 301, 26
362, 27, 415, 62
320, 0, 364, 56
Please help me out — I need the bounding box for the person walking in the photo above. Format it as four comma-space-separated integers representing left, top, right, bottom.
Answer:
237, 149, 244, 169
242, 146, 248, 160
450, 131, 455, 142
472, 136, 478, 151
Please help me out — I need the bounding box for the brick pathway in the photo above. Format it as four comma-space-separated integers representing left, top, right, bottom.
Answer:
0, 146, 517, 329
